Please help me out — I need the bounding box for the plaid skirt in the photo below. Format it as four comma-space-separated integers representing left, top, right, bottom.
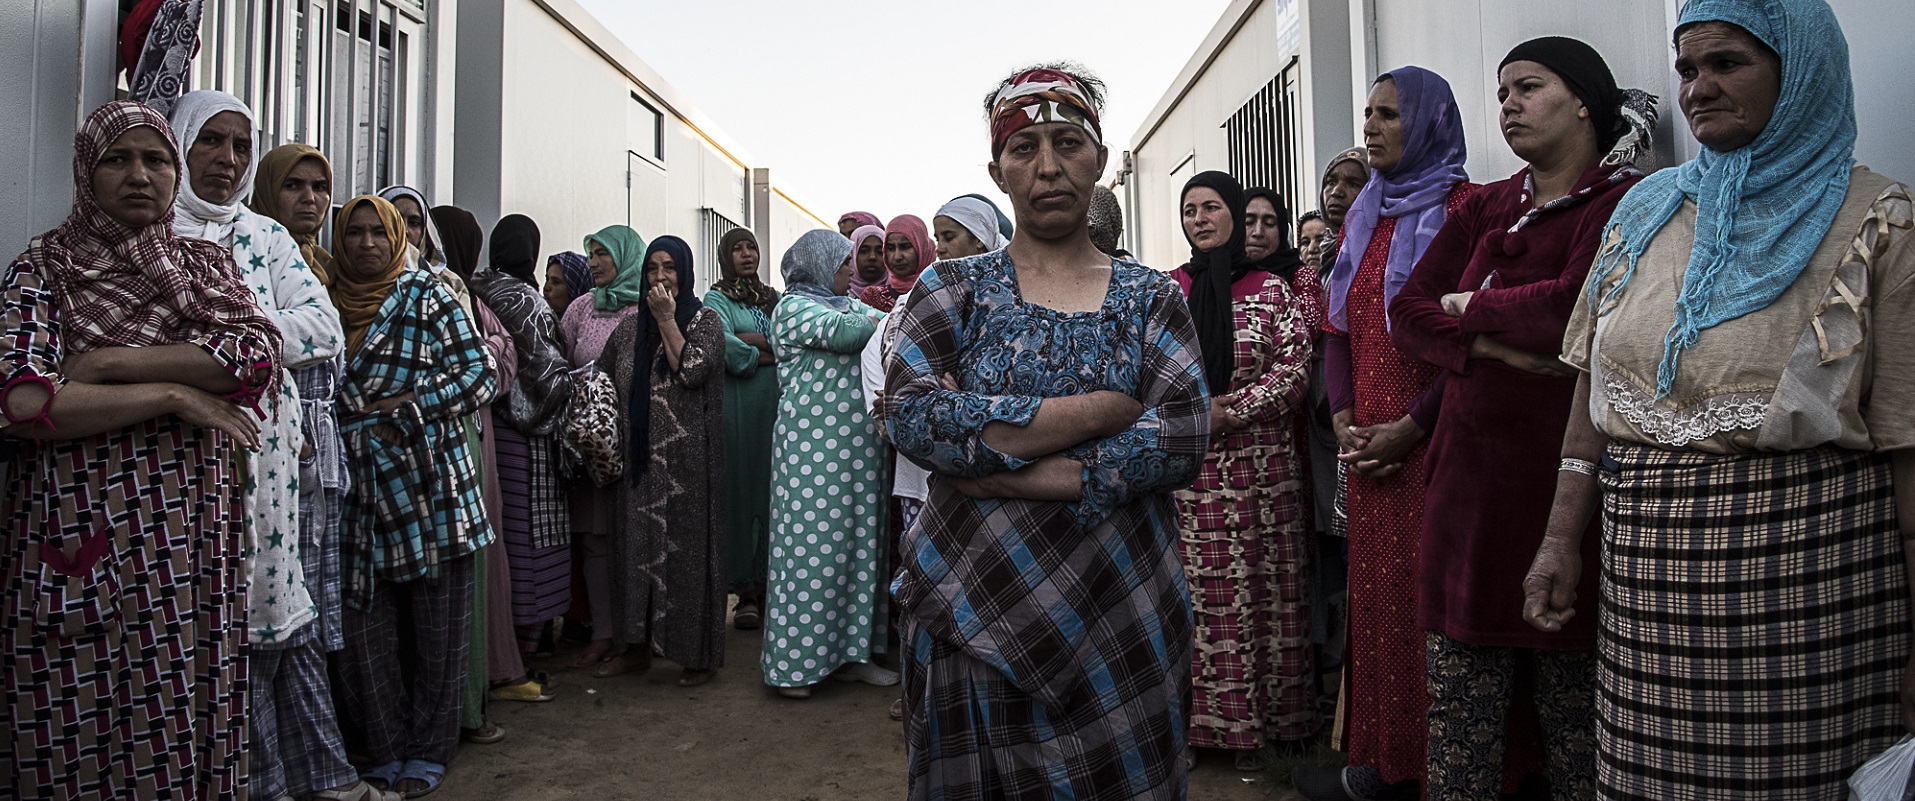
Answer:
1597, 442, 1909, 801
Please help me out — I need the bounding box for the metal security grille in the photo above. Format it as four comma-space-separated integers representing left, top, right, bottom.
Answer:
1224, 60, 1306, 217
700, 208, 743, 289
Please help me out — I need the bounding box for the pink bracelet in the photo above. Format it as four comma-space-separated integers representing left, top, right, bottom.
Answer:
221, 360, 274, 419
0, 374, 58, 436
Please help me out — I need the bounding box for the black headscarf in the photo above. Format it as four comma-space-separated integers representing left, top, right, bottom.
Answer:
626, 234, 704, 484
1499, 36, 1626, 153
489, 214, 541, 285
710, 227, 779, 312
428, 205, 484, 281
1244, 187, 1303, 282
1179, 170, 1256, 393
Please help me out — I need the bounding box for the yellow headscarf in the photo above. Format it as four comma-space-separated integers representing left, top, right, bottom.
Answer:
329, 195, 410, 354
249, 143, 336, 285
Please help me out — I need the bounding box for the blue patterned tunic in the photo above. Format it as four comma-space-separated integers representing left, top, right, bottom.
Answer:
883, 251, 1210, 800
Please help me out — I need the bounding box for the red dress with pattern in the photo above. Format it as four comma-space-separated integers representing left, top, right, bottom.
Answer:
1334, 184, 1475, 784
1172, 268, 1318, 749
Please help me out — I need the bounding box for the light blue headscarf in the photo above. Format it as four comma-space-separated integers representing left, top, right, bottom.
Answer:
781, 229, 855, 311
1589, 0, 1855, 399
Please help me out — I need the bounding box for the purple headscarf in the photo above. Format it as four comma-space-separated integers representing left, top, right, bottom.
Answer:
846, 223, 887, 297
550, 251, 594, 302
1326, 66, 1469, 333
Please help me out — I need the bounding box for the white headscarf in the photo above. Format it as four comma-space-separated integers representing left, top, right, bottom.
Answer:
934, 196, 1010, 251
168, 90, 258, 243
377, 184, 447, 272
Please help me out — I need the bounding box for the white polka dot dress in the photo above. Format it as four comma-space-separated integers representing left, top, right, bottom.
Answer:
761, 294, 888, 687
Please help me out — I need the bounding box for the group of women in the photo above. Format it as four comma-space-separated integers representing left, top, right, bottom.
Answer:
2, 1, 1910, 799
1142, 1, 1913, 800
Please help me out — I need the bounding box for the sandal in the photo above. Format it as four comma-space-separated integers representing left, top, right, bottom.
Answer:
489, 676, 556, 703
733, 601, 761, 630
888, 697, 905, 722
310, 780, 401, 801
568, 640, 615, 670
677, 668, 715, 687
361, 760, 404, 792
396, 758, 446, 798
1233, 750, 1262, 772
592, 649, 651, 678
461, 721, 507, 745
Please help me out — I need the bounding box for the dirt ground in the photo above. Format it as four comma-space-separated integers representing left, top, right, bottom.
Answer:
430, 612, 1300, 801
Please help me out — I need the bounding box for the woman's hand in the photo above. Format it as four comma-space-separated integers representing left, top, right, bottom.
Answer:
1440, 291, 1473, 318
1332, 408, 1365, 455
1521, 532, 1584, 632
738, 331, 771, 351
169, 385, 261, 451
646, 283, 676, 320
1209, 397, 1247, 437
1338, 414, 1424, 477
1470, 335, 1575, 377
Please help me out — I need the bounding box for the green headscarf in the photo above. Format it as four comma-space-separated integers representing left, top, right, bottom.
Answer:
586, 224, 648, 311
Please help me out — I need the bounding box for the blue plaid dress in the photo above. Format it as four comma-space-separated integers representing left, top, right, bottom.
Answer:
883, 252, 1210, 800
337, 268, 497, 609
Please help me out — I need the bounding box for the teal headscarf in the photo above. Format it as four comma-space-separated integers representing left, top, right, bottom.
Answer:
1589, 0, 1855, 399
586, 224, 648, 311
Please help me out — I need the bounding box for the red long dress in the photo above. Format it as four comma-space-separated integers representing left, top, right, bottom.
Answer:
1172, 269, 1318, 749
1333, 184, 1474, 785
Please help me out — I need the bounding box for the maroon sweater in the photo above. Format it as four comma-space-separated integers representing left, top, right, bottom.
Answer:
1387, 162, 1640, 650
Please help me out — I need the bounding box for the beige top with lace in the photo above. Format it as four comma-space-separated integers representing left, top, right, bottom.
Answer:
1562, 166, 1915, 454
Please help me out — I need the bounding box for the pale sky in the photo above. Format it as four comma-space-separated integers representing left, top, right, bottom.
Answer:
573, 0, 1233, 228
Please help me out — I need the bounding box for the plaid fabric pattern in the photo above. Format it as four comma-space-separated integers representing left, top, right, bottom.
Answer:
1597, 442, 1908, 801
884, 253, 1209, 800
338, 553, 475, 767
293, 358, 348, 651
496, 426, 571, 625
248, 639, 357, 799
28, 101, 280, 394
0, 256, 256, 799
338, 268, 496, 610
1175, 271, 1318, 749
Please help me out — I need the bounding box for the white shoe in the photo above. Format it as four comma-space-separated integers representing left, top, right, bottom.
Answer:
831, 661, 901, 686
776, 684, 813, 699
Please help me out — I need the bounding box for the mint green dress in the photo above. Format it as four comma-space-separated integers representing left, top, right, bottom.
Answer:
760, 294, 888, 687
703, 290, 781, 593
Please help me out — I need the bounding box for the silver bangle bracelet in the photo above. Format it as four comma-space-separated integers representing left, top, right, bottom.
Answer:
1559, 457, 1598, 476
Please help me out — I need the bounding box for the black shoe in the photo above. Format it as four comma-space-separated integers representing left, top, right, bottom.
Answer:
1293, 765, 1410, 801
1293, 765, 1356, 801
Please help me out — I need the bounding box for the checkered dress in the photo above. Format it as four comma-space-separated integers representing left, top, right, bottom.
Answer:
883, 253, 1210, 800
0, 258, 264, 799
337, 268, 497, 610
1596, 443, 1908, 800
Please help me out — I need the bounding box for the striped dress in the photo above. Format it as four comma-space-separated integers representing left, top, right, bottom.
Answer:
885, 253, 1210, 800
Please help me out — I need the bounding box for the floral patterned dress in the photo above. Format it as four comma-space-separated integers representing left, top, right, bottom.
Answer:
885, 252, 1210, 801
1171, 268, 1317, 749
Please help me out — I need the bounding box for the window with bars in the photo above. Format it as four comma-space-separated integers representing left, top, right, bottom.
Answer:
195, 0, 429, 201
699, 208, 743, 287
1224, 61, 1306, 216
